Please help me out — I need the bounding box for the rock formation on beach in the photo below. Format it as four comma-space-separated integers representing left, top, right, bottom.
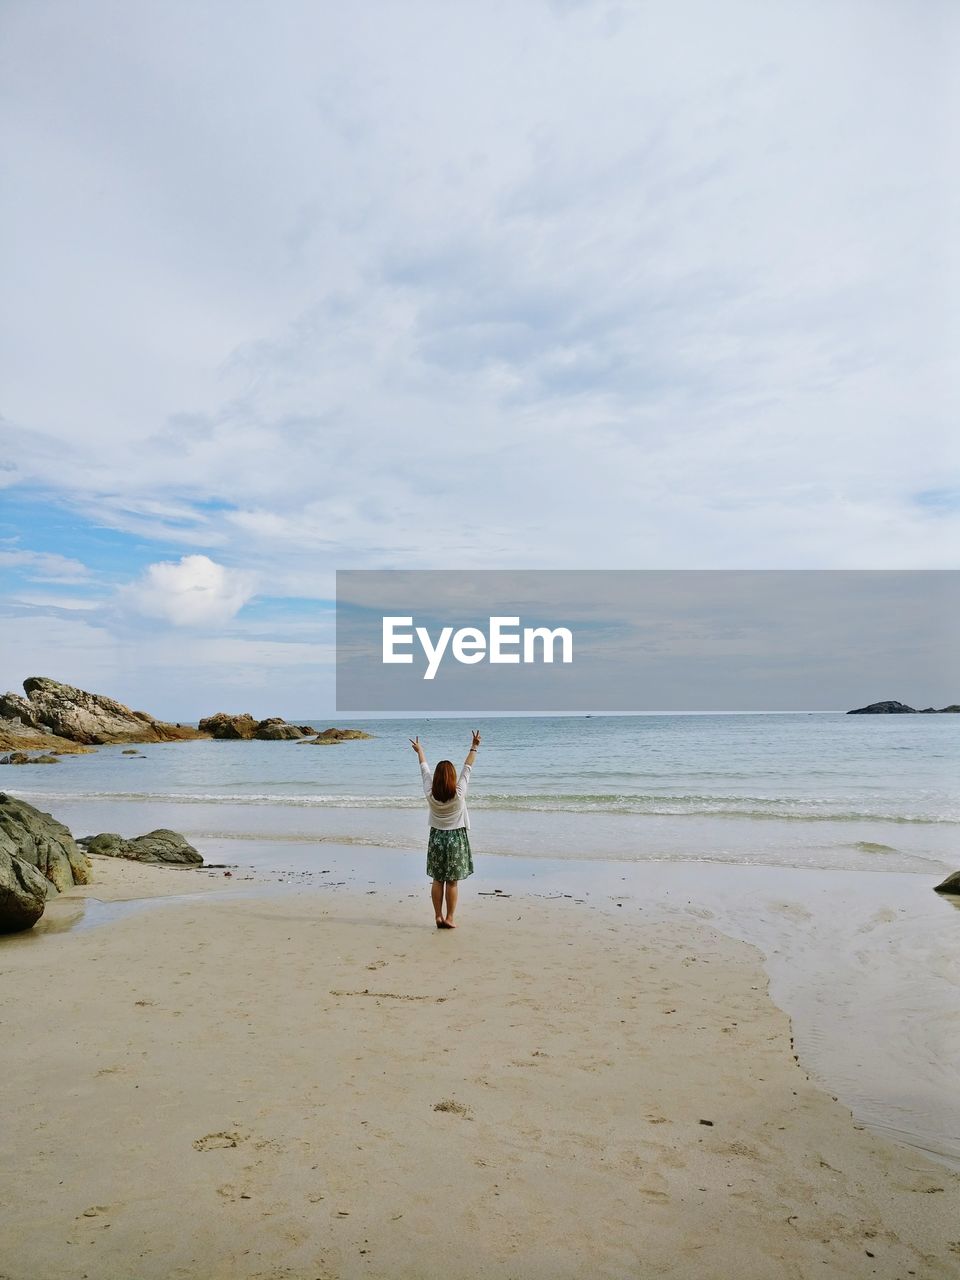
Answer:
933, 870, 960, 895
0, 848, 49, 931
197, 712, 318, 740
0, 793, 93, 932
78, 829, 203, 866
847, 700, 960, 714
0, 677, 203, 746
0, 680, 372, 751
0, 793, 92, 893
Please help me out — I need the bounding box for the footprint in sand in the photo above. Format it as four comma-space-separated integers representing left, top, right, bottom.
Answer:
433, 1099, 473, 1118
193, 1130, 248, 1151
216, 1183, 253, 1201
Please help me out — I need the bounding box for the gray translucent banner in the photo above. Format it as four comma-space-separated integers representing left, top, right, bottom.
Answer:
335, 570, 959, 714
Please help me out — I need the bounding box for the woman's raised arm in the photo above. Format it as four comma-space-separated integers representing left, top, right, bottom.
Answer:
411, 737, 433, 797
460, 729, 481, 782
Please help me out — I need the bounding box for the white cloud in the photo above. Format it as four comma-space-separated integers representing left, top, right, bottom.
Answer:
0, 547, 91, 583
122, 554, 257, 627
0, 0, 956, 711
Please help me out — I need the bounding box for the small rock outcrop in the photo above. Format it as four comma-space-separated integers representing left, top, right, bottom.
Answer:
0, 793, 91, 894
198, 712, 259, 739
847, 701, 917, 714
933, 870, 960, 896
255, 717, 307, 741
78, 829, 203, 866
198, 712, 316, 740
305, 727, 374, 744
0, 849, 49, 932
0, 677, 203, 746
848, 700, 960, 714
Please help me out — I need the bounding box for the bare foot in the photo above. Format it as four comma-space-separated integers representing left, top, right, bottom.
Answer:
439, 919, 457, 929
435, 917, 444, 928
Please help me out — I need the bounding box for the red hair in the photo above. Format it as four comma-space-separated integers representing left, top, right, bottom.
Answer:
432, 760, 457, 803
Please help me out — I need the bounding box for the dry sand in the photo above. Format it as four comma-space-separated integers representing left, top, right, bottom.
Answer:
1, 859, 958, 1280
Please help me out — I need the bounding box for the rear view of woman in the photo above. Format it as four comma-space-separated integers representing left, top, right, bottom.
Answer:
410, 730, 481, 928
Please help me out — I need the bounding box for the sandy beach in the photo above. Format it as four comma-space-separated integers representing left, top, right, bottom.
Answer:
2, 858, 958, 1280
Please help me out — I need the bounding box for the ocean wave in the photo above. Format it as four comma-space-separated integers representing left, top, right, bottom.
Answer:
13, 788, 960, 824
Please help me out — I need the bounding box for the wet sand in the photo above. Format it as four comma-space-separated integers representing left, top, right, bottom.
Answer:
1, 858, 958, 1279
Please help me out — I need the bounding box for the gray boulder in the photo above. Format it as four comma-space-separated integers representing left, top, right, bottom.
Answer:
79, 829, 203, 866
933, 870, 960, 896
0, 849, 49, 932
0, 793, 91, 893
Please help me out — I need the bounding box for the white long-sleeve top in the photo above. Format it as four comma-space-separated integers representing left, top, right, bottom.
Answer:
420, 759, 472, 830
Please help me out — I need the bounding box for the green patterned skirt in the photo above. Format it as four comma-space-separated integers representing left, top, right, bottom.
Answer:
426, 826, 474, 882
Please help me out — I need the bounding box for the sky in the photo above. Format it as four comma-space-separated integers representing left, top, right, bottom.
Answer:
0, 0, 956, 717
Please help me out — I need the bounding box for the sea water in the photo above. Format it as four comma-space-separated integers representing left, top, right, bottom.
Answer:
11, 712, 958, 874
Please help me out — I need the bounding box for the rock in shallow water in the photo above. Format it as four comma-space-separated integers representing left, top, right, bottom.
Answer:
933, 870, 960, 896
254, 717, 308, 740
197, 711, 259, 739
198, 711, 312, 740
307, 727, 374, 744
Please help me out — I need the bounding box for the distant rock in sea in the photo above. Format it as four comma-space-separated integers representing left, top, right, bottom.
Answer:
848, 701, 917, 714
197, 712, 260, 739
304, 727, 374, 744
197, 711, 318, 740
255, 717, 309, 741
78, 829, 203, 866
847, 700, 960, 714
0, 677, 203, 747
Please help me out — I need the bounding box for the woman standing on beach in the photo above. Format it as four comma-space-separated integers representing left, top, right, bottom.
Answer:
410, 730, 481, 929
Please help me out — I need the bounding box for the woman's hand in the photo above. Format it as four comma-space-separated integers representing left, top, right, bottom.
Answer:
471, 729, 481, 750
409, 736, 424, 756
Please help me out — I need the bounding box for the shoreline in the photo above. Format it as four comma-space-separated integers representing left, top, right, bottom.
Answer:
20, 847, 960, 1172
2, 857, 959, 1279
16, 847, 960, 1161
